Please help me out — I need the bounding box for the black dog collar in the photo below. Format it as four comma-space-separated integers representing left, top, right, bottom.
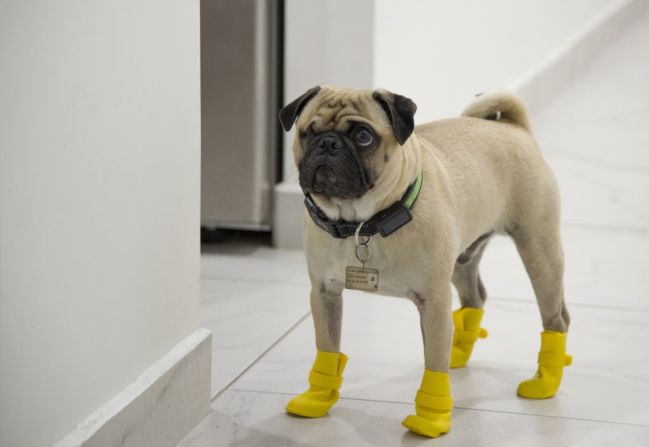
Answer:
304, 171, 423, 238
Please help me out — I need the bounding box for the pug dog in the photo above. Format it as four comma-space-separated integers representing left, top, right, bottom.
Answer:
278, 86, 571, 438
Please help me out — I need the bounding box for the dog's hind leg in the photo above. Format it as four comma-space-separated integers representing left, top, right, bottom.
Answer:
453, 234, 490, 308
510, 224, 572, 399
512, 228, 570, 332
449, 235, 491, 368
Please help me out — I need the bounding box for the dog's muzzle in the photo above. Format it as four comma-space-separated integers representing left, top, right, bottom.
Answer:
299, 132, 372, 199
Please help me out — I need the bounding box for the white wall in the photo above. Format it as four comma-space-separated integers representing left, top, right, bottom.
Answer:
275, 0, 618, 248
374, 0, 615, 122
274, 0, 375, 247
0, 1, 201, 446
281, 0, 616, 179
282, 0, 375, 183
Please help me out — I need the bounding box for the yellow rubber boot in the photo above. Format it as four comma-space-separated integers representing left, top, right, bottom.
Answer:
402, 370, 453, 438
286, 350, 348, 417
450, 307, 488, 368
517, 330, 572, 399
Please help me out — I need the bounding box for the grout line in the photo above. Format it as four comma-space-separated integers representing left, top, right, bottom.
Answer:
201, 275, 649, 313
561, 221, 649, 235
544, 149, 649, 175
201, 274, 309, 286
487, 295, 649, 313
451, 405, 649, 429
201, 277, 649, 313
225, 388, 649, 429
210, 311, 312, 403
200, 274, 649, 313
201, 222, 648, 284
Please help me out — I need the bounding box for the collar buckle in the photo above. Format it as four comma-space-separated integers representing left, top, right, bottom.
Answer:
375, 206, 413, 237
303, 170, 422, 239
304, 194, 342, 238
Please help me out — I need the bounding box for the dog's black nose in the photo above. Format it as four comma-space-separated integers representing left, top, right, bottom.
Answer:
317, 134, 343, 153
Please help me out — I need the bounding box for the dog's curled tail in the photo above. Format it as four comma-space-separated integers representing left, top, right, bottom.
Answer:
461, 91, 531, 132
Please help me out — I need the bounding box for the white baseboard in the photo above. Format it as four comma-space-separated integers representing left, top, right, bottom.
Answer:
55, 328, 212, 447
272, 181, 305, 249
272, 0, 645, 249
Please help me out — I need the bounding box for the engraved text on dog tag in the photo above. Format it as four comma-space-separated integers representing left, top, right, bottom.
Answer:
345, 266, 379, 291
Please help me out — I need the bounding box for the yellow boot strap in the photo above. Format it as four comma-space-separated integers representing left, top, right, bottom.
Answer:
454, 327, 488, 343
538, 352, 573, 367
415, 391, 453, 411
309, 370, 343, 389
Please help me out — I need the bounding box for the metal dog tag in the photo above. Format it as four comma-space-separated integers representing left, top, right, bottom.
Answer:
345, 221, 379, 291
345, 266, 379, 291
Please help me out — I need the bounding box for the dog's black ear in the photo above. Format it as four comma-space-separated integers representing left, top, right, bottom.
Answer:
279, 86, 321, 131
372, 90, 417, 145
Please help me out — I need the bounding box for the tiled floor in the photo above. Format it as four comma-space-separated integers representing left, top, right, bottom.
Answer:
179, 10, 649, 447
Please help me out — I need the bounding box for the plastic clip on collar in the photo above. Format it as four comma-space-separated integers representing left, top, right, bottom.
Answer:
303, 171, 423, 239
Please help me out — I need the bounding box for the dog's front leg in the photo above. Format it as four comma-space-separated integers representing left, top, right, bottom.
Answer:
418, 288, 453, 372
310, 285, 342, 352
402, 283, 454, 438
285, 284, 348, 418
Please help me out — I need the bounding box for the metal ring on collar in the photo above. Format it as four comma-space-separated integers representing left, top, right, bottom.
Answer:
354, 221, 370, 246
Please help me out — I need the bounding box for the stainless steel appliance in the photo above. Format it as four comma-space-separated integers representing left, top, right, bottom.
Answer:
200, 0, 282, 230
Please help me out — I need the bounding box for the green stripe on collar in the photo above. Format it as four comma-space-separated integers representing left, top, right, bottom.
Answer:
304, 170, 423, 238
405, 170, 423, 209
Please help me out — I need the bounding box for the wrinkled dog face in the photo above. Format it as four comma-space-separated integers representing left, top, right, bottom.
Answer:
279, 86, 417, 200
296, 99, 380, 199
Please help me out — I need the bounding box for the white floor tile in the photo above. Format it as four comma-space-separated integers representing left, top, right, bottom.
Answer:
480, 227, 649, 310
549, 156, 649, 230
177, 390, 649, 447
202, 244, 308, 285
201, 278, 310, 395
231, 295, 649, 426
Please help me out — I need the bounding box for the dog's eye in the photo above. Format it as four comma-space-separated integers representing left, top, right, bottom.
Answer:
353, 126, 374, 147
299, 123, 316, 139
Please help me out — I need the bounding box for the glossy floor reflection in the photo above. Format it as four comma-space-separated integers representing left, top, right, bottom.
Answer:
180, 9, 649, 446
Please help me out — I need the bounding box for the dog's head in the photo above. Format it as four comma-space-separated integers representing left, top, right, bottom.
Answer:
279, 86, 417, 201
